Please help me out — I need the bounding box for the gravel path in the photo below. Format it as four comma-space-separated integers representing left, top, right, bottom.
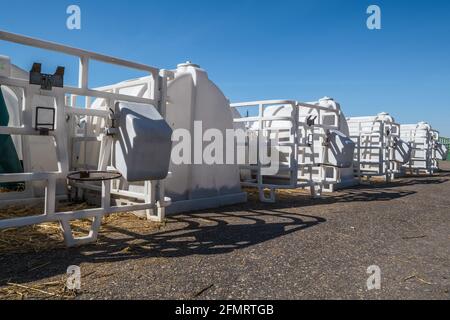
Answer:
1, 162, 449, 300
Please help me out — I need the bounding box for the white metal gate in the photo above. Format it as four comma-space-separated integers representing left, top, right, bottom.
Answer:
231, 100, 345, 202
0, 31, 172, 246
400, 122, 434, 175
347, 113, 401, 181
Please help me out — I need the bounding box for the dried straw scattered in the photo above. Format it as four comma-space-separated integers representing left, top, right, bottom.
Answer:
0, 278, 77, 300
244, 187, 318, 202
0, 201, 165, 300
0, 202, 163, 254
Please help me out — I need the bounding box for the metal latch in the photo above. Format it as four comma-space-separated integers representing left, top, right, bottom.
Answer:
306, 115, 317, 127
106, 108, 119, 136
307, 133, 313, 147
29, 63, 65, 90
322, 130, 331, 147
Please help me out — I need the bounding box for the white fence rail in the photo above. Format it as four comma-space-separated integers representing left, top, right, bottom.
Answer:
0, 31, 173, 246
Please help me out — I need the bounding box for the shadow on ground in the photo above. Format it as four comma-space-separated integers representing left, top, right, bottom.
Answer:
0, 170, 448, 286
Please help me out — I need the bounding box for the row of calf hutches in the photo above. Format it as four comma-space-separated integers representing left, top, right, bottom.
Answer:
0, 62, 447, 207
0, 31, 448, 247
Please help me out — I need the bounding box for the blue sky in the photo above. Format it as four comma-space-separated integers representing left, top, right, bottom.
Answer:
0, 0, 449, 135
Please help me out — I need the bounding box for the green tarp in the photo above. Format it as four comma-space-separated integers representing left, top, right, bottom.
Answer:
0, 85, 24, 189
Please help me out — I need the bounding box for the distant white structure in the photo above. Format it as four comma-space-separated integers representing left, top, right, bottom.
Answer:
231, 97, 356, 202
347, 112, 411, 181
400, 122, 438, 174
431, 130, 448, 171
434, 141, 448, 163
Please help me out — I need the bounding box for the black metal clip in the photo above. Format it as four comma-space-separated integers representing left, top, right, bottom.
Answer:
307, 133, 313, 147
306, 115, 317, 127
322, 130, 331, 147
391, 137, 398, 148
29, 63, 65, 90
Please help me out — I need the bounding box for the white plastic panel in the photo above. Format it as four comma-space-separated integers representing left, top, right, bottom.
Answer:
115, 102, 172, 182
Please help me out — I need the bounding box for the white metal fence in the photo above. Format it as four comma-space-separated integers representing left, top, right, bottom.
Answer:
400, 123, 434, 175
348, 115, 401, 181
231, 100, 343, 202
0, 31, 172, 246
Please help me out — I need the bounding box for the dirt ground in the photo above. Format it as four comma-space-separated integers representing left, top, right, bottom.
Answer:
0, 162, 449, 300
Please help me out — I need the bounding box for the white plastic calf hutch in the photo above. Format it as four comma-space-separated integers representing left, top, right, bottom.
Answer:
309, 98, 357, 190
400, 122, 437, 174
347, 113, 411, 181
0, 31, 241, 247
434, 140, 448, 164
431, 130, 447, 171
84, 62, 247, 213
231, 97, 356, 202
